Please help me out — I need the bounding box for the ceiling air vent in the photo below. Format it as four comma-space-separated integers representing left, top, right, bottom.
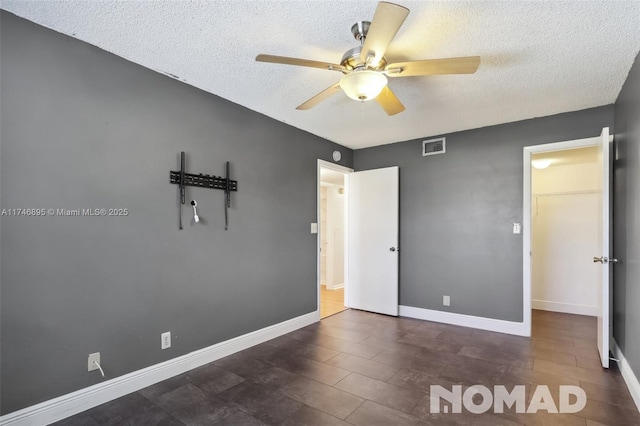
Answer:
422, 137, 446, 156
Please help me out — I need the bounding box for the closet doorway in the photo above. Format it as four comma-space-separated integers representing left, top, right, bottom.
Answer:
530, 146, 601, 317
318, 162, 350, 318
524, 129, 613, 367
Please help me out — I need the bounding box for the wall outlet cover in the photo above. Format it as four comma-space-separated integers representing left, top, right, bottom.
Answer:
88, 352, 101, 372
161, 332, 171, 350
443, 295, 451, 306
310, 223, 318, 234
513, 222, 522, 234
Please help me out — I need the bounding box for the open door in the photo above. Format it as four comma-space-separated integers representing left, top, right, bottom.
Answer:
594, 127, 613, 368
347, 166, 399, 316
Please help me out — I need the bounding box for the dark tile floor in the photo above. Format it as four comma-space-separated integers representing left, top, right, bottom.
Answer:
53, 309, 640, 425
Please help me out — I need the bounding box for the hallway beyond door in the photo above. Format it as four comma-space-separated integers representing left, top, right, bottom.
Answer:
320, 285, 347, 318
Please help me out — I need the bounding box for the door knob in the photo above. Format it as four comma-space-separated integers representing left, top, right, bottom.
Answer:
389, 247, 399, 252
593, 256, 609, 264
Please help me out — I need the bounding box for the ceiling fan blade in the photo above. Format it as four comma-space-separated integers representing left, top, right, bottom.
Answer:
296, 82, 342, 110
360, 2, 410, 66
385, 56, 481, 77
375, 86, 405, 115
256, 54, 344, 72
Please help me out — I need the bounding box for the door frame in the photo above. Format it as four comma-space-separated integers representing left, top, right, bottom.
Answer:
317, 160, 353, 320
522, 133, 612, 336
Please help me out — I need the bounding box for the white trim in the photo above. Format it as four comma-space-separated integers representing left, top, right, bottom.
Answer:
532, 299, 598, 317
317, 160, 353, 316
612, 339, 640, 413
522, 134, 611, 338
0, 311, 319, 426
326, 186, 336, 289
399, 305, 529, 337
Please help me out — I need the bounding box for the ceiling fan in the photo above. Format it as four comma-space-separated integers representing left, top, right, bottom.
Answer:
256, 1, 480, 116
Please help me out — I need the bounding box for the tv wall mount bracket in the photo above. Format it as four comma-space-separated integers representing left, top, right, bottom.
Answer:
170, 151, 237, 230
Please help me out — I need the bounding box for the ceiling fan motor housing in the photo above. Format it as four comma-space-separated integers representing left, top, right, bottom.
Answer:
341, 45, 387, 71
342, 21, 387, 71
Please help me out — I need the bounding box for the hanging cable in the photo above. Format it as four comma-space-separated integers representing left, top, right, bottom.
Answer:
92, 360, 105, 378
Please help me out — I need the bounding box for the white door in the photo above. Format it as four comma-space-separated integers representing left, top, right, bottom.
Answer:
595, 127, 612, 368
347, 166, 399, 316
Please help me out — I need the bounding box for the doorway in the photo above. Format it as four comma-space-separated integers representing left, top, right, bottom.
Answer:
318, 160, 352, 319
530, 146, 600, 317
523, 128, 613, 367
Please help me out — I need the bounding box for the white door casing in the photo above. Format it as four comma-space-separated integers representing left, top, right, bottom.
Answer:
346, 166, 399, 316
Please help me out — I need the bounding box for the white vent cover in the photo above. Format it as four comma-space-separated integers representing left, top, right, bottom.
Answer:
423, 137, 446, 156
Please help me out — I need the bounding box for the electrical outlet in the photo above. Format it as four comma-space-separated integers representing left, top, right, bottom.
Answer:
443, 295, 451, 307
88, 352, 101, 372
161, 332, 171, 349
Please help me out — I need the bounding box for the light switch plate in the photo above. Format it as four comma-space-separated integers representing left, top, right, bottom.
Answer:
513, 222, 521, 234
443, 295, 451, 306
311, 223, 318, 234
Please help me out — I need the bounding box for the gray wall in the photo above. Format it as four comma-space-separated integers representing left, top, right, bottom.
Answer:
0, 12, 352, 414
613, 53, 640, 380
354, 106, 614, 322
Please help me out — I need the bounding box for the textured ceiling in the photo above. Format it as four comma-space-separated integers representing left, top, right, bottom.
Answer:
2, 1, 640, 149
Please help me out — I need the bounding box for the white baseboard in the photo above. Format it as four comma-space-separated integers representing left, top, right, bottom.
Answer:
0, 311, 319, 426
612, 338, 640, 412
326, 283, 344, 290
399, 305, 529, 337
532, 299, 597, 317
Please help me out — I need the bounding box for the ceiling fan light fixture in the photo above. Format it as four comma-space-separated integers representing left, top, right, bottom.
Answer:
340, 70, 387, 102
